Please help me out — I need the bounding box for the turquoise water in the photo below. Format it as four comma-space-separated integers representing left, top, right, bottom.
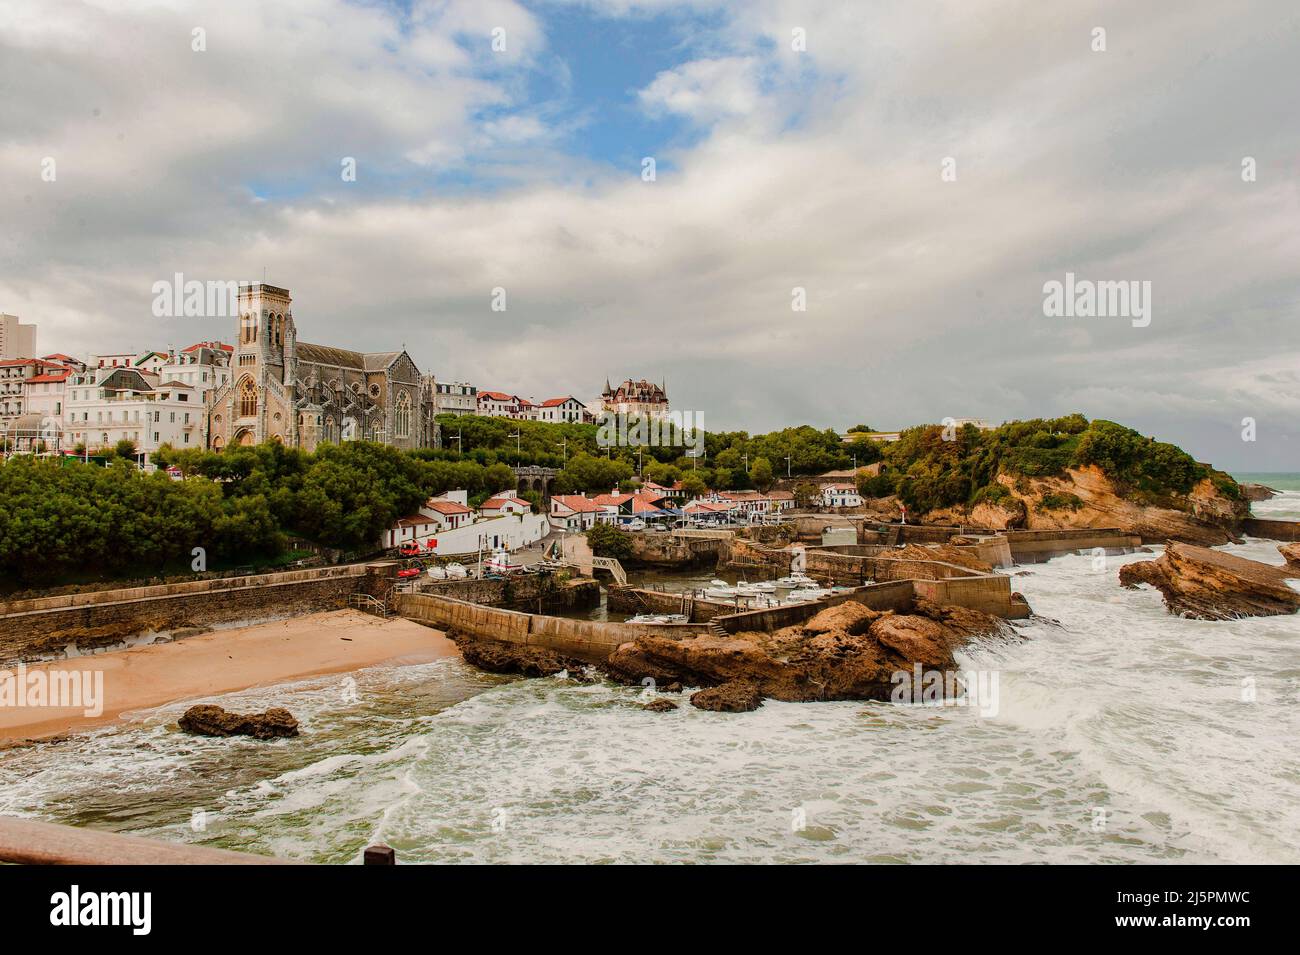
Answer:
1232, 472, 1300, 493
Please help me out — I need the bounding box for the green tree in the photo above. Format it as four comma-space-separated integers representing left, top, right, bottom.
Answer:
750, 456, 775, 492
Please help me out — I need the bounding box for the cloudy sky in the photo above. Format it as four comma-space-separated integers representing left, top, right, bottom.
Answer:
2, 0, 1297, 469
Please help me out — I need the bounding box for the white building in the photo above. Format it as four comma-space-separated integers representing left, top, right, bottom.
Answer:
821, 483, 863, 508
480, 495, 531, 516
64, 366, 203, 463
432, 379, 477, 415
549, 494, 602, 531
477, 390, 524, 418
533, 396, 587, 423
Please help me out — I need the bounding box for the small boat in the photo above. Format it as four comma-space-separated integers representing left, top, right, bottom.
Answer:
444, 563, 468, 579
627, 613, 689, 624
483, 553, 525, 575
784, 588, 830, 603
737, 580, 776, 594
426, 565, 448, 580
775, 573, 817, 588
396, 567, 422, 579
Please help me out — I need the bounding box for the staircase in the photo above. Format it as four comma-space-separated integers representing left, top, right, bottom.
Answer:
591, 556, 628, 585
349, 592, 390, 618
707, 620, 730, 638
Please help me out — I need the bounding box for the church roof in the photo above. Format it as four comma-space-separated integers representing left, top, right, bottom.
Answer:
296, 342, 366, 369
363, 351, 402, 371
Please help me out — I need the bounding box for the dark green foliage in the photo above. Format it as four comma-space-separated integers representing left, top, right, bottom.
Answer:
867, 414, 1226, 514
585, 522, 632, 560
1037, 492, 1084, 512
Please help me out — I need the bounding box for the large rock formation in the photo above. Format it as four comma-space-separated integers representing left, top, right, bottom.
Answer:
601, 598, 1012, 704
928, 465, 1246, 545
690, 682, 763, 712
1118, 543, 1300, 620
178, 704, 299, 739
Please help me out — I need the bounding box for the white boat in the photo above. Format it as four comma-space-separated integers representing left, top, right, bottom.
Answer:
426, 565, 448, 580
775, 573, 817, 588
705, 585, 739, 600
444, 562, 468, 579
483, 553, 525, 575
784, 588, 831, 603
737, 580, 776, 594
627, 613, 689, 624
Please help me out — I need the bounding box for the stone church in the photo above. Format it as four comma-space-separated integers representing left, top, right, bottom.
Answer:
206, 283, 436, 451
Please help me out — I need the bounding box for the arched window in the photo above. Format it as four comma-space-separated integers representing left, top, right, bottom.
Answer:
394, 391, 411, 439
239, 378, 257, 418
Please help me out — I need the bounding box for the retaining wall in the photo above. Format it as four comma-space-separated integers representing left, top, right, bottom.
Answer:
0, 565, 370, 663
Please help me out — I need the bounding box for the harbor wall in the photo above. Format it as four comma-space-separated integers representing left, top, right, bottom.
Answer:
396, 592, 709, 662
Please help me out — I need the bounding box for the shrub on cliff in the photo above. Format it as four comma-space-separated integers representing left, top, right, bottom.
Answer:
585, 523, 633, 561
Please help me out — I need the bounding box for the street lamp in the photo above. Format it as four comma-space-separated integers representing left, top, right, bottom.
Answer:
556, 437, 567, 464
452, 430, 463, 455
784, 455, 792, 477
508, 430, 521, 462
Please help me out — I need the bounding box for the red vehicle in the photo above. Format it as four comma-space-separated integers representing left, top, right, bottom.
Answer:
398, 542, 422, 557
396, 567, 422, 579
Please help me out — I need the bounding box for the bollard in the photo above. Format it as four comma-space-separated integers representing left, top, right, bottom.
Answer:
363, 844, 396, 865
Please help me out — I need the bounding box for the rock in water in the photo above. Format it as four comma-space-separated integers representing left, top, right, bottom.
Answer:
643, 698, 678, 712
1118, 542, 1300, 620
690, 682, 763, 712
1241, 483, 1279, 502
450, 630, 588, 677
178, 704, 299, 739
1279, 543, 1300, 573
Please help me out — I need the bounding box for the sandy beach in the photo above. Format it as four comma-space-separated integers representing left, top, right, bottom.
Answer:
0, 609, 457, 741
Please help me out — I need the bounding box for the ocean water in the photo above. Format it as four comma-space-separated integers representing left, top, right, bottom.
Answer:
1, 535, 1298, 864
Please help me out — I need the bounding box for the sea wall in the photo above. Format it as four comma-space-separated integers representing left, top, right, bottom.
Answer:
1004, 528, 1143, 563
0, 565, 370, 663
1242, 518, 1300, 542
396, 592, 709, 662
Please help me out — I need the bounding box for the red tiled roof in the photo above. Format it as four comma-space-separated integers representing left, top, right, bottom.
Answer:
551, 495, 601, 513
540, 396, 578, 407
42, 353, 81, 362
425, 499, 474, 515
823, 483, 857, 491
27, 370, 71, 383
482, 496, 529, 509
478, 391, 516, 402
395, 513, 438, 527
182, 341, 233, 353
685, 500, 734, 512
767, 490, 794, 499
591, 493, 631, 507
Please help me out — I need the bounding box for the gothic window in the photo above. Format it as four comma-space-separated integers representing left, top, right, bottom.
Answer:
239, 378, 257, 418
395, 391, 411, 439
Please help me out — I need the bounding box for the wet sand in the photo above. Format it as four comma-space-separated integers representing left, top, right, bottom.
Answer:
0, 610, 457, 741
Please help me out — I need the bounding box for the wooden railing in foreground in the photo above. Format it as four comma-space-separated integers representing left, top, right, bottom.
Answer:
0, 816, 298, 865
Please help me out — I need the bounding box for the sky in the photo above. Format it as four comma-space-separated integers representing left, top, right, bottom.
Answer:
1, 0, 1297, 470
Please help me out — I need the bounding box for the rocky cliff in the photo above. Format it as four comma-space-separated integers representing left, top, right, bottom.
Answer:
928, 465, 1246, 545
